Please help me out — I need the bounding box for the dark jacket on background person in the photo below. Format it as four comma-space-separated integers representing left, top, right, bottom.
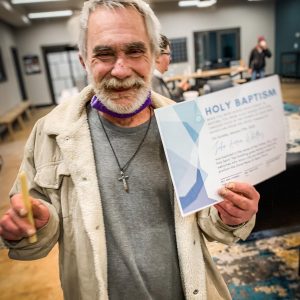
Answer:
249, 47, 272, 71
152, 71, 184, 102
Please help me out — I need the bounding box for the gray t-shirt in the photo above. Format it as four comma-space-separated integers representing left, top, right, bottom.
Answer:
88, 106, 185, 300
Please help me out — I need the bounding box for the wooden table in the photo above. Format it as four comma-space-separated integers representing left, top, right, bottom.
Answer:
165, 66, 248, 82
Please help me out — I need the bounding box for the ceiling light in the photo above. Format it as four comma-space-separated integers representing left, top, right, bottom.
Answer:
1, 1, 13, 11
21, 15, 31, 24
179, 0, 217, 8
179, 0, 198, 7
12, 0, 66, 4
196, 0, 217, 8
28, 10, 73, 19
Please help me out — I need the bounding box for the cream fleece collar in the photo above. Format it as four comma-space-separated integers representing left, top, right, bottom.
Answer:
43, 85, 174, 136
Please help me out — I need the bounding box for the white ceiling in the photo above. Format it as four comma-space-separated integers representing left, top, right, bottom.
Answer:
0, 0, 182, 27
0, 0, 270, 28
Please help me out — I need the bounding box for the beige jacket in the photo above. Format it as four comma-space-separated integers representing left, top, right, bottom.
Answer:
7, 86, 255, 300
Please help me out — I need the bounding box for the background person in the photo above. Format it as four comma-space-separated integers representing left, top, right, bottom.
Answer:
152, 34, 190, 102
249, 35, 272, 80
0, 1, 259, 299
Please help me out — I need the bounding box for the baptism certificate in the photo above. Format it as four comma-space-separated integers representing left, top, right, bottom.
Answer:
155, 75, 286, 217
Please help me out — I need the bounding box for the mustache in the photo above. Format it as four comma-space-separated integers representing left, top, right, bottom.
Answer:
101, 76, 146, 90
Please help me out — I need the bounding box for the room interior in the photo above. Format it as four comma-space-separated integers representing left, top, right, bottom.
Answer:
0, 0, 299, 299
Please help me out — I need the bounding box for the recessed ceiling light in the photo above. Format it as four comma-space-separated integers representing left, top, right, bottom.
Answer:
21, 15, 31, 24
12, 0, 66, 4
179, 0, 198, 7
197, 0, 217, 7
28, 10, 73, 19
1, 1, 13, 11
179, 0, 217, 8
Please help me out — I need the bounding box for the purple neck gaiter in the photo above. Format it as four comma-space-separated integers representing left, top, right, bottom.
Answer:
90, 92, 152, 118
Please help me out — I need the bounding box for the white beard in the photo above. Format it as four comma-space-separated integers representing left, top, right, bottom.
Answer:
89, 72, 151, 114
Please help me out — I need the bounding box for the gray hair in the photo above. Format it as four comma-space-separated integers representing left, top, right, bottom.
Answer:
78, 0, 161, 60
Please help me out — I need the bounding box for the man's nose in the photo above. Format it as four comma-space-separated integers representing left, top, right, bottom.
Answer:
111, 57, 132, 79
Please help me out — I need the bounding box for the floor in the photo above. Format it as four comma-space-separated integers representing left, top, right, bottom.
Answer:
281, 78, 300, 105
0, 107, 63, 300
210, 230, 300, 299
0, 79, 299, 299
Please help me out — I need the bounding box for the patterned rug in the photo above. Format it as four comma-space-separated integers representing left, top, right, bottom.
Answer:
208, 230, 300, 299
284, 103, 300, 154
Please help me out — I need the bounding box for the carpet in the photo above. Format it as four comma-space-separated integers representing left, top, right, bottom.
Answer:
284, 103, 300, 154
209, 230, 300, 299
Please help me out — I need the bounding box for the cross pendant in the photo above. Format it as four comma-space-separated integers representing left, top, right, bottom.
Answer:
118, 170, 129, 192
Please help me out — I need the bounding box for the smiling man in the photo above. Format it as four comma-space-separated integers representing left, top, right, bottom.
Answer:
0, 1, 259, 300
82, 5, 154, 119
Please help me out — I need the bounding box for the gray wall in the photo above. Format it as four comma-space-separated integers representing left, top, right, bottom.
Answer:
1, 0, 276, 109
0, 23, 22, 115
15, 20, 74, 106
154, 0, 275, 77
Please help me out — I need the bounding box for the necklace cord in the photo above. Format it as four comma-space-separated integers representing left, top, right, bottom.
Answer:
97, 106, 152, 173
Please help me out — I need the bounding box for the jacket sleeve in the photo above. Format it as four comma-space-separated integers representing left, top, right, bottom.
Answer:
3, 200, 59, 260
152, 76, 171, 99
3, 120, 60, 260
263, 48, 272, 58
197, 206, 255, 245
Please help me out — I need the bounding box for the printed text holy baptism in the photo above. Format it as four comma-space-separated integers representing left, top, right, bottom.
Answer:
204, 88, 277, 116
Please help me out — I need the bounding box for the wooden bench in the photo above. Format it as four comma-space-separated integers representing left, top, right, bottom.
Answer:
0, 101, 32, 140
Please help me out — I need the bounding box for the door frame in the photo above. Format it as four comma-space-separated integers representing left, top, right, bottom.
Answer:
42, 44, 78, 105
11, 47, 28, 100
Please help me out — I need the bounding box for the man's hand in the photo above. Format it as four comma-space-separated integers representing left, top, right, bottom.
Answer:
215, 182, 260, 226
0, 194, 50, 241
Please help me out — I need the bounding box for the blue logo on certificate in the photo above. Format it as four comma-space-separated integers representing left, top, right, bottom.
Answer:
155, 100, 218, 216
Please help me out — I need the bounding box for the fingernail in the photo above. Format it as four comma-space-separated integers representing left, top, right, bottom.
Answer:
19, 208, 27, 217
219, 188, 227, 196
27, 229, 36, 236
226, 182, 235, 190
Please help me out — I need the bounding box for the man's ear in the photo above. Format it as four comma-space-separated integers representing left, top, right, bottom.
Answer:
79, 54, 86, 69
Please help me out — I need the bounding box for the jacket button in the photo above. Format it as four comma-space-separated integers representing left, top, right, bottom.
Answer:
193, 289, 199, 295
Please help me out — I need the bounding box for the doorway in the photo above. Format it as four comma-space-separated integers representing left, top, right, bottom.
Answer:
11, 47, 28, 100
42, 45, 87, 105
194, 28, 240, 70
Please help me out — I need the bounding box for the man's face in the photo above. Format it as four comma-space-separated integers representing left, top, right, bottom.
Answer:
156, 45, 171, 74
83, 6, 154, 113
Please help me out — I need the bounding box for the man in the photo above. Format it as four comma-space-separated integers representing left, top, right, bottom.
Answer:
152, 34, 190, 102
0, 1, 259, 299
249, 35, 272, 80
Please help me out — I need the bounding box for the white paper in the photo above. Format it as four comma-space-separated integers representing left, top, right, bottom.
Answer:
155, 75, 286, 216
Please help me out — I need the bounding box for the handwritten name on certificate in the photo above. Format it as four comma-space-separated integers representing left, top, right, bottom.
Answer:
155, 75, 286, 216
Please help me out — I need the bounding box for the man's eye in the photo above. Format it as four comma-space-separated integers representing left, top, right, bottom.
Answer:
127, 50, 144, 57
96, 53, 114, 61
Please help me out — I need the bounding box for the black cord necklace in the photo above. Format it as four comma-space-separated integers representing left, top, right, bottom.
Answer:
97, 106, 152, 192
